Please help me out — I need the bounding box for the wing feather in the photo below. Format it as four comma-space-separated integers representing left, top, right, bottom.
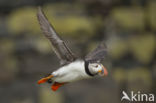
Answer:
85, 42, 107, 63
37, 7, 76, 66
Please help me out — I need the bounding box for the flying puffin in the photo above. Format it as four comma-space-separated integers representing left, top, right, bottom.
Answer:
37, 7, 108, 91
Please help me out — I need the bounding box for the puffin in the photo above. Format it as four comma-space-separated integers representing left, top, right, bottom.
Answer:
37, 7, 108, 91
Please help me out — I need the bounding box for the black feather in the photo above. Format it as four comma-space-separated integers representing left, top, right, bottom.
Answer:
85, 42, 107, 63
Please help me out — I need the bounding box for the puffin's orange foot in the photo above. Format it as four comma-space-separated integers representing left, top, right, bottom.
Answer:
51, 82, 65, 91
38, 75, 53, 84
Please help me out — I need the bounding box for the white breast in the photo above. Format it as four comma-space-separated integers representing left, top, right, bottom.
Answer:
52, 60, 91, 83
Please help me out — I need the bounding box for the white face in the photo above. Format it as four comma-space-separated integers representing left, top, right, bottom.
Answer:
88, 63, 108, 76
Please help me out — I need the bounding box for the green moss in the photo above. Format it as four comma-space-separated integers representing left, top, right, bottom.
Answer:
0, 39, 15, 54
35, 37, 52, 54
129, 34, 156, 64
0, 39, 18, 73
39, 86, 63, 103
42, 4, 97, 37
148, 1, 156, 30
113, 68, 127, 83
112, 7, 145, 30
7, 4, 102, 38
7, 6, 39, 35
110, 39, 128, 59
127, 67, 152, 91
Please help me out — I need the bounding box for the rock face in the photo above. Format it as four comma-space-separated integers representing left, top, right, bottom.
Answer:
0, 0, 156, 103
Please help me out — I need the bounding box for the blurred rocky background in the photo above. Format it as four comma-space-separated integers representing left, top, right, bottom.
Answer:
0, 0, 156, 103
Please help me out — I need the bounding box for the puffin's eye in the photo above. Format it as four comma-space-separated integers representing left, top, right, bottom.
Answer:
95, 65, 98, 68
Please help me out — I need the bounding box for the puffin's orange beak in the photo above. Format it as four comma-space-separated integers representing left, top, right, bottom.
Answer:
38, 75, 53, 84
98, 65, 108, 76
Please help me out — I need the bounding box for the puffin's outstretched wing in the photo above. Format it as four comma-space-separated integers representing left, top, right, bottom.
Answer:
37, 7, 76, 66
85, 42, 107, 63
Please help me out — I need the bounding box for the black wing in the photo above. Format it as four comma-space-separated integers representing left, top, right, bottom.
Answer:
37, 7, 76, 66
85, 42, 107, 63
